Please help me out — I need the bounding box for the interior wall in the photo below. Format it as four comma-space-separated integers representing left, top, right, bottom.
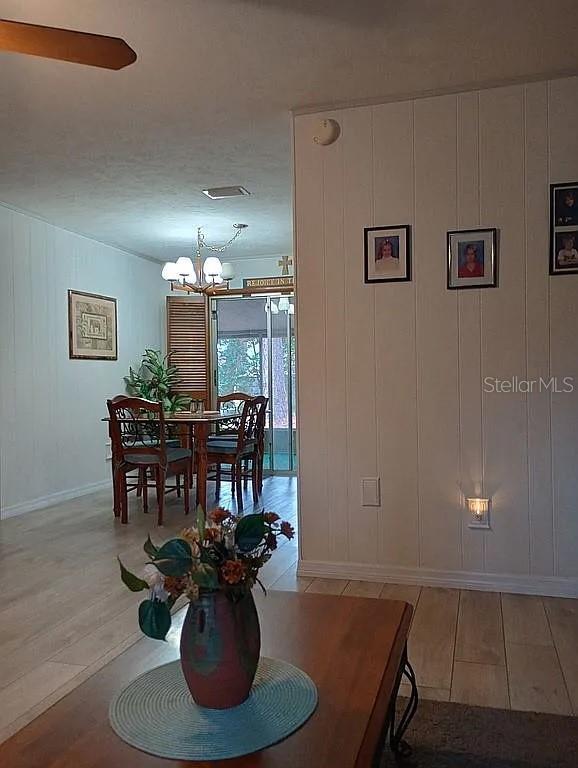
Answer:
294, 76, 578, 596
0, 205, 166, 518
224, 255, 292, 287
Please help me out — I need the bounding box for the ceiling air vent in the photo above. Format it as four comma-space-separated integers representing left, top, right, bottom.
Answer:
202, 186, 251, 200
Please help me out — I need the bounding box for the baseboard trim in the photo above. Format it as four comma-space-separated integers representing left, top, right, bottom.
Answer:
1, 480, 111, 520
297, 559, 578, 598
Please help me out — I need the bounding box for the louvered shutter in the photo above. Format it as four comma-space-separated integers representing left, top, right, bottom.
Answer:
166, 296, 210, 403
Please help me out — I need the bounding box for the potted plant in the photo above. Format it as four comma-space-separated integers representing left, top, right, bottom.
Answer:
124, 349, 190, 412
118, 506, 295, 709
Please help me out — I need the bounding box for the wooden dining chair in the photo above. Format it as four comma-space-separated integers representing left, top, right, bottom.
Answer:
254, 396, 269, 493
204, 396, 264, 511
208, 391, 253, 492
208, 393, 269, 495
107, 396, 192, 525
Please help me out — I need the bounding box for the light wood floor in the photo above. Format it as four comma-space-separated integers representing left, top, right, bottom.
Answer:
0, 476, 576, 745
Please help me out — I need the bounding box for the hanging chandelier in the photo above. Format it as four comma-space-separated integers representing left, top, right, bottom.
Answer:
161, 223, 247, 295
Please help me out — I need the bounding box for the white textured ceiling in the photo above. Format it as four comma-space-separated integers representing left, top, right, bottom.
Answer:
1, 0, 578, 262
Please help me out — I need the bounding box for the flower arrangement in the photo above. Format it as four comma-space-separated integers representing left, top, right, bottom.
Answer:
119, 506, 294, 641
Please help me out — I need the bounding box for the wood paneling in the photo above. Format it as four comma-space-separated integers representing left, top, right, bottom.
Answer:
479, 86, 530, 577
457, 92, 485, 573
294, 114, 330, 563
294, 74, 578, 591
548, 79, 578, 578
524, 82, 555, 576
322, 111, 350, 563
372, 101, 419, 568
414, 96, 460, 571
342, 107, 379, 564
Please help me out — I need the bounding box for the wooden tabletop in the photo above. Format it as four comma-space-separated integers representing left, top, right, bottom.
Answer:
102, 412, 234, 424
0, 591, 412, 768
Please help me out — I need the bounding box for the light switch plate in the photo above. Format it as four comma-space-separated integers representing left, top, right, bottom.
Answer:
361, 477, 380, 507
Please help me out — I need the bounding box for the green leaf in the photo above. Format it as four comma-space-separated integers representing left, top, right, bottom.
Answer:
118, 558, 149, 592
143, 534, 159, 559
152, 538, 193, 577
138, 599, 171, 640
235, 514, 266, 552
196, 505, 206, 540
190, 563, 219, 589
155, 538, 192, 560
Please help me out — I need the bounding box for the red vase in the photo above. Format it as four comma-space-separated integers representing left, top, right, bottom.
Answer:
179, 590, 261, 709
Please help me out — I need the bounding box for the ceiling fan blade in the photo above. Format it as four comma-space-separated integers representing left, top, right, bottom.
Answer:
0, 19, 136, 70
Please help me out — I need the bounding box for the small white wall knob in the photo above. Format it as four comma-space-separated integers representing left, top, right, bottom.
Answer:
313, 118, 340, 146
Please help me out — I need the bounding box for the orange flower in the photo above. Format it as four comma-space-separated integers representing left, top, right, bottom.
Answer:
221, 560, 246, 585
280, 521, 295, 539
263, 512, 280, 523
210, 507, 230, 525
164, 575, 187, 597
204, 526, 220, 543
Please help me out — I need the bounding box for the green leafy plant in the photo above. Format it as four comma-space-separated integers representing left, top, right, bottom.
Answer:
124, 349, 190, 412
119, 506, 295, 640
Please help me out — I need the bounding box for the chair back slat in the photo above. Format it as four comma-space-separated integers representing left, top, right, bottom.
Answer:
255, 396, 269, 454
236, 396, 267, 453
217, 392, 253, 436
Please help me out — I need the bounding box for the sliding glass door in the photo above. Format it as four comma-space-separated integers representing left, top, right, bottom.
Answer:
211, 295, 296, 473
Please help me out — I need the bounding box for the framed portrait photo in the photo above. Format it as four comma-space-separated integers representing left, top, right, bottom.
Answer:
68, 290, 118, 360
550, 182, 578, 275
364, 225, 411, 284
447, 228, 497, 290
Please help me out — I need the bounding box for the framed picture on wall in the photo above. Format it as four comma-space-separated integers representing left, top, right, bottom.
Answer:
447, 228, 498, 290
364, 225, 411, 283
550, 182, 578, 275
68, 290, 118, 360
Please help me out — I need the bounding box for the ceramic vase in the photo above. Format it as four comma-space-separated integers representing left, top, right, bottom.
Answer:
179, 589, 261, 709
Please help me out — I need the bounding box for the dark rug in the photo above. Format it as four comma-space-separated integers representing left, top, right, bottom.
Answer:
381, 698, 577, 768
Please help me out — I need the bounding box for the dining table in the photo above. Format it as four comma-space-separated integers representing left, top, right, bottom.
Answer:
103, 410, 236, 514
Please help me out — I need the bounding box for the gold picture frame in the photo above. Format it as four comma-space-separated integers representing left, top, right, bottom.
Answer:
68, 290, 118, 360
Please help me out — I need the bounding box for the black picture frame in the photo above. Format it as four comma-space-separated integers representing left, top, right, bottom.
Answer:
68, 289, 118, 360
447, 228, 498, 290
550, 182, 578, 276
364, 225, 411, 284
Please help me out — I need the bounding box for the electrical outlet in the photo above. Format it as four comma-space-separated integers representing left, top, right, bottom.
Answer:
361, 477, 380, 507
105, 440, 112, 462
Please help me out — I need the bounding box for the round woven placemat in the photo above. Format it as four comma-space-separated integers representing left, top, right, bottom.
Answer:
109, 656, 318, 760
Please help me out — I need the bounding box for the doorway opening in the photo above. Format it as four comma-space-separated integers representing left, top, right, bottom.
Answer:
210, 295, 297, 475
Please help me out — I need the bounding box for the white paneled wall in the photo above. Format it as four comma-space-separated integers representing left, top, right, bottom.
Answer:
294, 76, 578, 596
0, 206, 166, 517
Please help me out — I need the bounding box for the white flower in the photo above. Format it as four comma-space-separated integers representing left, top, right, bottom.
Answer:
151, 582, 170, 603
142, 565, 170, 603
143, 563, 164, 588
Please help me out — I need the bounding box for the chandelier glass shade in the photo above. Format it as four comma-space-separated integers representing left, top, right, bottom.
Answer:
162, 224, 245, 295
